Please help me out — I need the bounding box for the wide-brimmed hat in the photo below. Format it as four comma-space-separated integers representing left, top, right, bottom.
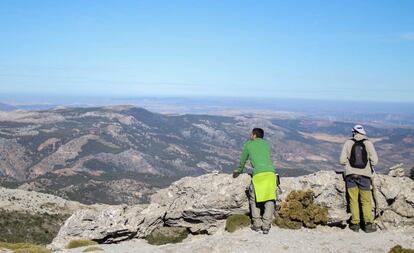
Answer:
352, 124, 366, 135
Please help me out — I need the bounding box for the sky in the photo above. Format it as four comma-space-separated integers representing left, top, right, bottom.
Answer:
0, 0, 413, 103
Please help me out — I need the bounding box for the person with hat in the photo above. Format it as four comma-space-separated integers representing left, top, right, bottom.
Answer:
340, 124, 378, 233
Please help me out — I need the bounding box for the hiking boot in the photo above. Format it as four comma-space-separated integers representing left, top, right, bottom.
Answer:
262, 225, 270, 234
349, 223, 360, 232
251, 225, 261, 232
364, 223, 377, 233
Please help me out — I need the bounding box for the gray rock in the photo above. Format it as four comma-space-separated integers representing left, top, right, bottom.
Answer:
388, 163, 405, 177
151, 173, 251, 234
280, 171, 414, 229
280, 171, 349, 225
50, 203, 166, 250
51, 170, 414, 251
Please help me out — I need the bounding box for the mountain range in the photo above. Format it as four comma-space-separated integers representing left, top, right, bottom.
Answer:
0, 105, 413, 204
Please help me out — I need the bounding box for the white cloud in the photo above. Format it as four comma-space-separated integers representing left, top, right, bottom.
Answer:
401, 32, 414, 41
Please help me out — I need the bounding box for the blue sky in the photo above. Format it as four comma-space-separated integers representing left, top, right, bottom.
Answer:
0, 0, 413, 102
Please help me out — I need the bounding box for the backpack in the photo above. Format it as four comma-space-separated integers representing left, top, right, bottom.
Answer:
349, 139, 368, 169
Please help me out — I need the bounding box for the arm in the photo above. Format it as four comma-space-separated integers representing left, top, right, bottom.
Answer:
339, 142, 349, 166
236, 143, 249, 173
366, 141, 378, 167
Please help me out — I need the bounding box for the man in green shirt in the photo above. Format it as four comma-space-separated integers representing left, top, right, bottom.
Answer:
234, 128, 276, 234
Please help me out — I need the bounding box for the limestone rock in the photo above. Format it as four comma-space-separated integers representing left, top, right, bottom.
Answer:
50, 203, 166, 250
151, 173, 251, 234
51, 170, 414, 251
388, 163, 405, 177
280, 171, 414, 229
279, 171, 348, 225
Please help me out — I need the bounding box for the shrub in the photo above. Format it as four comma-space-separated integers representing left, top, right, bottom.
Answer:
146, 227, 189, 245
0, 242, 50, 253
225, 214, 251, 233
273, 190, 328, 229
66, 240, 97, 249
82, 246, 104, 252
410, 167, 414, 180
272, 215, 302, 230
389, 245, 414, 253
0, 210, 69, 244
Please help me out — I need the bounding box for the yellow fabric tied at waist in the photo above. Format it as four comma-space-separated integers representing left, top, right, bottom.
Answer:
252, 172, 277, 203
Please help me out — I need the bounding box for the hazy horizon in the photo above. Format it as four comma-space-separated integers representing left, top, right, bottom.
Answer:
1, 94, 414, 117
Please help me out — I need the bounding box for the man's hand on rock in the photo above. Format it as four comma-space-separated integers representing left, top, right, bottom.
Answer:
232, 169, 241, 178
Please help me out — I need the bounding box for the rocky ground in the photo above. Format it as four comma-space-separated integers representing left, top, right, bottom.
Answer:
64, 226, 414, 253
0, 186, 85, 215
50, 170, 414, 252
0, 169, 412, 252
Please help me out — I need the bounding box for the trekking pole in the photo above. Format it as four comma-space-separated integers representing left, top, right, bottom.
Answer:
370, 165, 379, 218
274, 173, 282, 215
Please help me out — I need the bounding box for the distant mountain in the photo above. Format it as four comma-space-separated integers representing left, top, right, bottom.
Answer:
0, 105, 413, 204
0, 103, 16, 111
0, 102, 64, 111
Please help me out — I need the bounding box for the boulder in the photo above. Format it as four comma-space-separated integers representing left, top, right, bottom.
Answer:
388, 164, 406, 177
151, 173, 251, 234
50, 203, 166, 250
374, 175, 414, 229
279, 171, 348, 225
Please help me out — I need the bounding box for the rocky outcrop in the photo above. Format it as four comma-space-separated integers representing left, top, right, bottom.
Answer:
388, 163, 406, 177
279, 171, 414, 229
278, 171, 348, 225
50, 204, 166, 250
0, 186, 85, 215
150, 173, 251, 234
51, 171, 414, 250
51, 173, 251, 250
373, 175, 414, 229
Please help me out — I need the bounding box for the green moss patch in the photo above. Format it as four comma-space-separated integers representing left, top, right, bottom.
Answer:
13, 247, 51, 253
0, 210, 70, 244
273, 190, 328, 229
0, 242, 34, 250
146, 227, 189, 245
273, 215, 302, 230
66, 240, 98, 249
225, 214, 251, 233
389, 245, 414, 253
0, 242, 50, 253
82, 246, 104, 252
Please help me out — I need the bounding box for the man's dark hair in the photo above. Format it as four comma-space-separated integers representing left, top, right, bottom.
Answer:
252, 128, 264, 138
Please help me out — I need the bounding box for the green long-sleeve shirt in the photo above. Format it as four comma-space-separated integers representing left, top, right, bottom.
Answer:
237, 138, 275, 176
